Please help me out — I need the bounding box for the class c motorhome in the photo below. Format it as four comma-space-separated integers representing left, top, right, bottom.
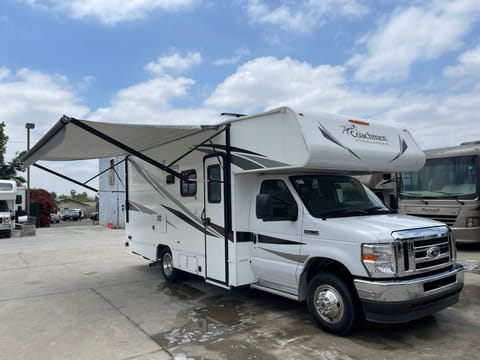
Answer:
22, 107, 464, 335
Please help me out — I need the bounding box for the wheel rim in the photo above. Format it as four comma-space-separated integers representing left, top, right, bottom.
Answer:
313, 284, 345, 324
163, 252, 173, 277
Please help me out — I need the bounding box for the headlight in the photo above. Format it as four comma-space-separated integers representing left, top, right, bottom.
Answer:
465, 217, 480, 227
362, 243, 397, 277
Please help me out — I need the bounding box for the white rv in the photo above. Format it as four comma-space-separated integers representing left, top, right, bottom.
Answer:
0, 180, 17, 238
22, 107, 464, 335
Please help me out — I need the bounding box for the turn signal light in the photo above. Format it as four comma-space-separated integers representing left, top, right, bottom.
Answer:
362, 254, 377, 261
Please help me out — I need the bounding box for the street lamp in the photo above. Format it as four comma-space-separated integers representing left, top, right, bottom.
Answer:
25, 123, 35, 221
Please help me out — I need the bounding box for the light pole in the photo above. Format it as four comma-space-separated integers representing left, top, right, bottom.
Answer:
25, 123, 35, 221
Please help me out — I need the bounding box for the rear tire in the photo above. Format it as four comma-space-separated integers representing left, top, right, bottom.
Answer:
306, 273, 359, 335
160, 248, 179, 283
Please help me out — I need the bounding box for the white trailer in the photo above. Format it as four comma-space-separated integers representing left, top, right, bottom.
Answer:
0, 180, 17, 237
22, 107, 464, 335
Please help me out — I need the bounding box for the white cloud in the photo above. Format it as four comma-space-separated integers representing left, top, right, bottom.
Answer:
444, 42, 480, 78
0, 68, 89, 157
349, 1, 480, 82
245, 0, 368, 33
91, 75, 200, 123
145, 51, 202, 76
0, 66, 93, 195
213, 49, 251, 66
205, 56, 397, 115
0, 67, 10, 80
22, 0, 198, 25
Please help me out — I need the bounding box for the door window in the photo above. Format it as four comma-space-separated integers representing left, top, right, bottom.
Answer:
259, 180, 297, 219
207, 164, 221, 203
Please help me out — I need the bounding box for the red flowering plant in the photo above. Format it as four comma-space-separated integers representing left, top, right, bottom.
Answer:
29, 189, 56, 227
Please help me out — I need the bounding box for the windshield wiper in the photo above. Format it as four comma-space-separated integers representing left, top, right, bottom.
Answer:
319, 208, 368, 219
401, 192, 430, 204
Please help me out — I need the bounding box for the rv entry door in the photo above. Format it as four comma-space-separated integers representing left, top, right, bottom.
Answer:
203, 154, 227, 285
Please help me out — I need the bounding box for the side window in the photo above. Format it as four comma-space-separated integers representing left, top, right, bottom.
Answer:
207, 165, 221, 203
259, 180, 297, 219
180, 169, 197, 197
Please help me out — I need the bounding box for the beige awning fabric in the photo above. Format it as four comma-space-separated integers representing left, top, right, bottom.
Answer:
22, 116, 217, 167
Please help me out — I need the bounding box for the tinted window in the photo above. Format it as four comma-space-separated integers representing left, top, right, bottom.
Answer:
207, 165, 221, 203
259, 179, 297, 219
180, 169, 197, 197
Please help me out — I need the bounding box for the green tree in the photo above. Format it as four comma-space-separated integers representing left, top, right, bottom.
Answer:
0, 122, 26, 184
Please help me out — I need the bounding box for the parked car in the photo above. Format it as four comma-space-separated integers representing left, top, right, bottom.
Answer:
50, 213, 60, 223
62, 209, 79, 221
90, 212, 99, 221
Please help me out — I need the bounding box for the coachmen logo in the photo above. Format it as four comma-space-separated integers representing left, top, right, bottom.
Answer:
341, 124, 389, 145
426, 246, 441, 259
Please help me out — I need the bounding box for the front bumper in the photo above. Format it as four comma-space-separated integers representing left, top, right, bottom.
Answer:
452, 227, 480, 243
354, 264, 464, 323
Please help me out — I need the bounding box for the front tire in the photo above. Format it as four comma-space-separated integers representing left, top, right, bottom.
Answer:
160, 248, 179, 282
306, 273, 359, 335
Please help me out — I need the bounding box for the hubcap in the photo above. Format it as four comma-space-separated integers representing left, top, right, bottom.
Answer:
313, 285, 344, 324
163, 253, 173, 277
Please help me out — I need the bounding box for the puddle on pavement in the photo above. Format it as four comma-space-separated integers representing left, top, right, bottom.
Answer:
157, 282, 207, 300
457, 259, 480, 274
151, 294, 258, 351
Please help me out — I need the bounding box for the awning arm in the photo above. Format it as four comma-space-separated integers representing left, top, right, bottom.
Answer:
69, 117, 185, 179
167, 126, 226, 168
83, 158, 126, 185
33, 163, 98, 193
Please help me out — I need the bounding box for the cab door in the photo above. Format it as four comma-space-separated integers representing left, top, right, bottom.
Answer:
203, 154, 227, 285
249, 178, 303, 293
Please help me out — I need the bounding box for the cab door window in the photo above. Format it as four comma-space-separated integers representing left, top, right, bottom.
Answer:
259, 180, 297, 220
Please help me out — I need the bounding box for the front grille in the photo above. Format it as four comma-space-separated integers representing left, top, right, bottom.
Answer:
407, 213, 457, 226
394, 227, 454, 276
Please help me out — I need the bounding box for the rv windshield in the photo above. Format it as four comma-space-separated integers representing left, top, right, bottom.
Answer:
290, 175, 390, 219
0, 200, 9, 212
400, 155, 479, 200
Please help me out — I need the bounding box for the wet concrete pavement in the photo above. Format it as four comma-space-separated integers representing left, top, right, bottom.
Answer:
1, 225, 479, 359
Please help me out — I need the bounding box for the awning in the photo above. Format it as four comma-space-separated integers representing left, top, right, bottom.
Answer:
22, 116, 219, 170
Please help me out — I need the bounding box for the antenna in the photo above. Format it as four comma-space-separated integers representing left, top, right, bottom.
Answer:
220, 112, 247, 118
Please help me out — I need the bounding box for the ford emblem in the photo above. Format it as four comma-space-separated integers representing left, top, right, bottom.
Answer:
426, 246, 441, 258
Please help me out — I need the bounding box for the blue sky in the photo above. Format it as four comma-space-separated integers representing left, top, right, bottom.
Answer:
1, 0, 480, 196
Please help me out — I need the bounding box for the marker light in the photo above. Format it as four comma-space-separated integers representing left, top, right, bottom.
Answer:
349, 119, 369, 126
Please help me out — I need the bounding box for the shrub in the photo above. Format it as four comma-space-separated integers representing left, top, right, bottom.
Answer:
29, 189, 55, 227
